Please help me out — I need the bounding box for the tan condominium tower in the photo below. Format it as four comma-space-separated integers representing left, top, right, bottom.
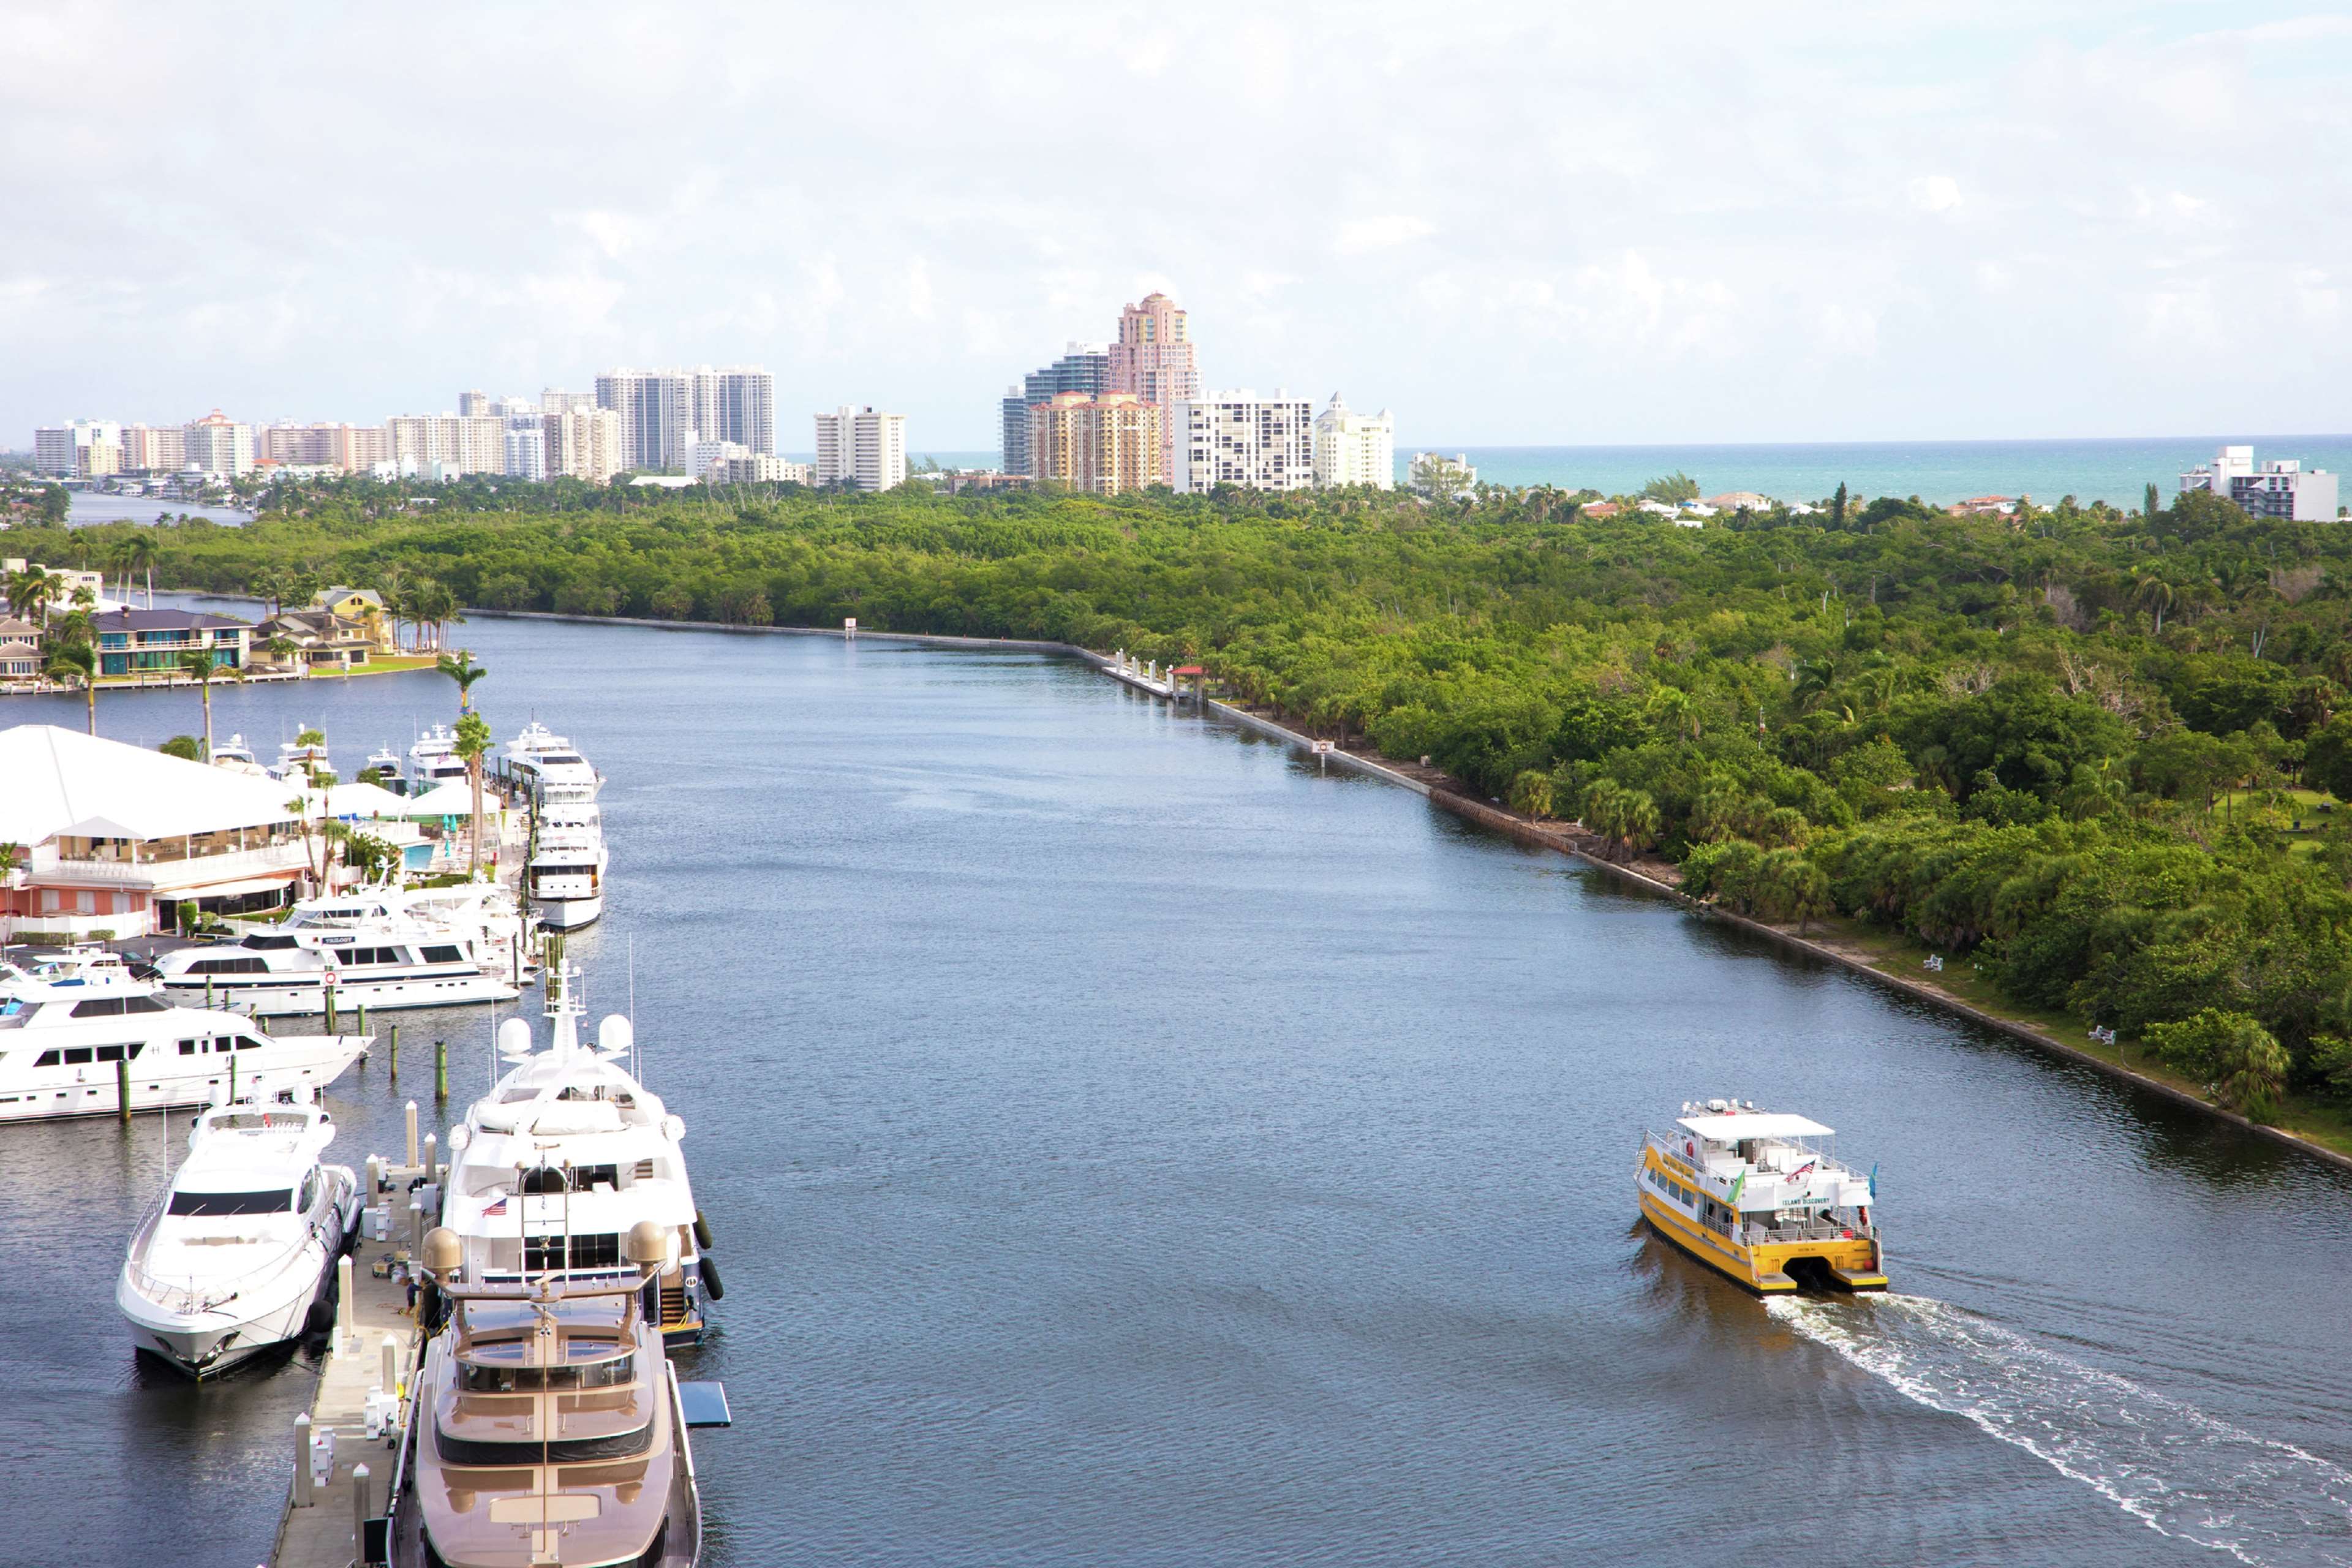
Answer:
813, 405, 907, 492
1028, 392, 1163, 496
1106, 292, 1198, 474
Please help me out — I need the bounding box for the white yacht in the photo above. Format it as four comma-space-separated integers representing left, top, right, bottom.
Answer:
439, 965, 718, 1343
117, 1088, 362, 1376
528, 802, 608, 930
364, 742, 404, 785
211, 733, 266, 775
0, 967, 368, 1122
404, 724, 469, 795
500, 721, 601, 804
151, 886, 522, 1017
270, 730, 332, 782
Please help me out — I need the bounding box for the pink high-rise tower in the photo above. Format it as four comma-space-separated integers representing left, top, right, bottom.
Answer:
1106, 292, 1199, 477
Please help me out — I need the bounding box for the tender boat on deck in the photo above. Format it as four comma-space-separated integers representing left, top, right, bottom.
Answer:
393, 1222, 702, 1567
116, 1088, 361, 1376
1637, 1099, 1887, 1294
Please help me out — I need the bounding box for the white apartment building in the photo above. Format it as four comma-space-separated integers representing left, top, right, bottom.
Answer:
457, 390, 492, 417
1311, 394, 1395, 490
705, 453, 809, 485
813, 406, 907, 492
503, 422, 548, 481
1408, 451, 1478, 496
1167, 390, 1315, 494
182, 412, 256, 477
2180, 444, 2340, 522
595, 366, 774, 473
32, 421, 124, 478
543, 407, 625, 484
386, 413, 505, 478
540, 388, 598, 415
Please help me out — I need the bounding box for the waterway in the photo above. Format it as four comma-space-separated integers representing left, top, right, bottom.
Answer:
2, 609, 2350, 1567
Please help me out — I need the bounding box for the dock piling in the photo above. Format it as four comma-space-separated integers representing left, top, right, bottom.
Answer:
325, 986, 337, 1034
205, 975, 214, 1009
434, 1038, 447, 1101
228, 1052, 237, 1102
292, 1412, 313, 1507
404, 1101, 418, 1169
380, 1334, 398, 1395
116, 1058, 130, 1121
356, 1004, 367, 1044
335, 1255, 355, 1355
350, 1463, 370, 1556
423, 1133, 438, 1188
388, 1023, 398, 1079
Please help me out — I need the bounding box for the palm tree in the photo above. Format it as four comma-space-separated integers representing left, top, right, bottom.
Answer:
178, 649, 243, 761
453, 710, 493, 875
437, 649, 488, 711
44, 641, 96, 733
258, 633, 300, 671
2133, 572, 2176, 635
110, 531, 160, 608
7, 564, 56, 624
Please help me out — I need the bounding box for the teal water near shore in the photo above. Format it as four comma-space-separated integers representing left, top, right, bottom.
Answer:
6, 607, 2352, 1566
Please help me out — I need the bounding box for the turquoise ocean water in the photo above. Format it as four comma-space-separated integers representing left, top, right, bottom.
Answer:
905, 436, 2352, 510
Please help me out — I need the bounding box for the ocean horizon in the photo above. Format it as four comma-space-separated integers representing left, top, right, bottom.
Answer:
899, 433, 2352, 510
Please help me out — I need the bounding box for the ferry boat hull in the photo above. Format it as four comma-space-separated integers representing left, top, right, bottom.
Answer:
1637, 1180, 1886, 1295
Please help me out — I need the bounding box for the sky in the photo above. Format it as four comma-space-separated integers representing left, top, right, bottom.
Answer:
6, 1, 2351, 451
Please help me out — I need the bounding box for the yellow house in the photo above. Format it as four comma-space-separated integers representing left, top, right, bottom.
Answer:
310, 587, 399, 651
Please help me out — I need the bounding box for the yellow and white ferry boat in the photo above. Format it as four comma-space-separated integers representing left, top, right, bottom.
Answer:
1637, 1099, 1887, 1294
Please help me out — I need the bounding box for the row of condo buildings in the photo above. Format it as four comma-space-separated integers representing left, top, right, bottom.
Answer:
998, 293, 1396, 496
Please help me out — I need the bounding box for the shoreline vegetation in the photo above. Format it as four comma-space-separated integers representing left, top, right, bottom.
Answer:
10, 472, 2352, 1161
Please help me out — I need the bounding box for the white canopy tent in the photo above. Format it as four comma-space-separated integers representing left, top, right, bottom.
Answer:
396, 781, 478, 820
0, 725, 301, 846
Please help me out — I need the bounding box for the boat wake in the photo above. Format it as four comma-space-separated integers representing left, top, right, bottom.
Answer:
1767, 1294, 2352, 1564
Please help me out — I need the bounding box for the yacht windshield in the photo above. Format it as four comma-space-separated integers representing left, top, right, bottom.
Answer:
169, 1188, 295, 1216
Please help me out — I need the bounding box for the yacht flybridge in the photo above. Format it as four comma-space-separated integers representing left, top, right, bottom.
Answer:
500, 721, 602, 805
404, 724, 469, 796
116, 1088, 361, 1377
1637, 1100, 1887, 1294
392, 1223, 703, 1568
153, 886, 525, 1017
0, 963, 368, 1123
440, 964, 718, 1344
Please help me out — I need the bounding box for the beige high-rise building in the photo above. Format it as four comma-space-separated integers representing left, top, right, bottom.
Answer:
386, 413, 505, 477
120, 424, 187, 472
1106, 292, 1199, 475
1311, 394, 1395, 490
1028, 392, 1163, 496
257, 423, 391, 470
543, 407, 625, 484
182, 411, 255, 477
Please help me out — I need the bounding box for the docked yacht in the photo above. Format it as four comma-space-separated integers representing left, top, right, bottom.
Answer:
211, 733, 266, 775
404, 724, 470, 795
364, 742, 404, 784
152, 886, 522, 1017
1636, 1099, 1887, 1294
528, 802, 608, 930
0, 965, 368, 1122
439, 965, 718, 1343
117, 1088, 362, 1376
271, 730, 332, 782
393, 1224, 703, 1568
501, 722, 601, 804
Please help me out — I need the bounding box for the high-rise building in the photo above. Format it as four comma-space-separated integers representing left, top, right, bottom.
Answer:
541, 388, 598, 415
813, 406, 907, 492
458, 390, 492, 417
1106, 292, 1199, 474
1311, 394, 1395, 490
181, 412, 256, 477
1167, 390, 1314, 494
504, 423, 547, 481
32, 420, 124, 477
691, 367, 775, 455
120, 424, 187, 472
1028, 392, 1163, 495
594, 369, 692, 473
1001, 342, 1110, 476
385, 413, 504, 477
2180, 444, 2340, 521
543, 407, 624, 484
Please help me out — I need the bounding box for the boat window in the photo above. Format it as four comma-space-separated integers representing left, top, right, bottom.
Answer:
62, 1047, 93, 1065
125, 995, 164, 1013
188, 956, 268, 975
456, 1352, 635, 1393
34, 1050, 59, 1068
179, 1039, 200, 1055
241, 935, 299, 951
235, 1036, 261, 1050
169, 1188, 294, 1215
93, 1042, 145, 1061
421, 945, 462, 964
524, 1232, 622, 1271
298, 1172, 318, 1212
69, 998, 124, 1017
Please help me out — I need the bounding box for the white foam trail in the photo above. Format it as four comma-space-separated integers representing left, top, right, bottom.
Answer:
1768, 1294, 2352, 1566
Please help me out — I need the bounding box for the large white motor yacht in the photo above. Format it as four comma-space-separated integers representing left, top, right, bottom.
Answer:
117, 1087, 362, 1376
403, 724, 470, 796
500, 721, 602, 804
0, 962, 368, 1122
528, 802, 608, 930
270, 729, 332, 782
440, 965, 718, 1343
211, 733, 267, 776
152, 886, 523, 1017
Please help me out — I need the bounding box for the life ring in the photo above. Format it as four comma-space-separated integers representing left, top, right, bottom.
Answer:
1684, 1140, 1695, 1160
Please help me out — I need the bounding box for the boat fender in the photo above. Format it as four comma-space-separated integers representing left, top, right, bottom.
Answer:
699, 1254, 723, 1302
693, 1211, 714, 1252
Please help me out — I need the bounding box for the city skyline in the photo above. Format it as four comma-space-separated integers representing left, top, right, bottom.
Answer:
9, 4, 2350, 452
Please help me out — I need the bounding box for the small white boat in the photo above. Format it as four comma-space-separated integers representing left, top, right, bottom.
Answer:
0, 961, 369, 1122
151, 886, 522, 1017
118, 1088, 361, 1376
528, 802, 607, 930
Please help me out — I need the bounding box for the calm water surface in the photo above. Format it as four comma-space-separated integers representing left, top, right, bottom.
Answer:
2, 608, 2350, 1567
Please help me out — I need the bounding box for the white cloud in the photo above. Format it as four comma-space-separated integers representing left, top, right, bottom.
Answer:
1334, 215, 1435, 255
1908, 175, 1963, 214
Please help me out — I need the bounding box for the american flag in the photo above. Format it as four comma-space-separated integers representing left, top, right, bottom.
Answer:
483, 1196, 507, 1216
1785, 1159, 1817, 1182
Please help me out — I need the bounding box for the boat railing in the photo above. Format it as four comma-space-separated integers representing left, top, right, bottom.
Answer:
123, 1183, 347, 1316
1737, 1219, 1875, 1247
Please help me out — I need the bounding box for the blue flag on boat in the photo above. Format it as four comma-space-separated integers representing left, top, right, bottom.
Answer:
1868, 1163, 1879, 1200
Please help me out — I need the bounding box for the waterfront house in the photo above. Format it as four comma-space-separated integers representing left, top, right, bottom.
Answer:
0, 725, 310, 938
310, 587, 401, 651
94, 606, 249, 678
1706, 491, 1774, 510
0, 616, 42, 684
255, 605, 376, 669
1580, 501, 1622, 518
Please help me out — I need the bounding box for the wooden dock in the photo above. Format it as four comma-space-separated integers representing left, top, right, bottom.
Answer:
267, 1170, 428, 1568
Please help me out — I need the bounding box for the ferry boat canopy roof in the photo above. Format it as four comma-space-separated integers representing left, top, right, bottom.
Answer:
1677, 1113, 1833, 1142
